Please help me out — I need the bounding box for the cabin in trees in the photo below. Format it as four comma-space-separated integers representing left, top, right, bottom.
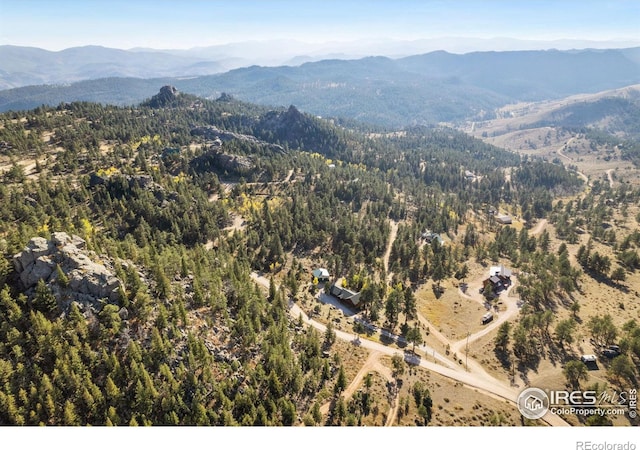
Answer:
312, 268, 330, 282
495, 214, 513, 225
490, 265, 512, 279
421, 230, 444, 245
329, 283, 362, 308
482, 265, 512, 294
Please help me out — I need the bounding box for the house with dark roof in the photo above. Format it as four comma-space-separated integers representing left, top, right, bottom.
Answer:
483, 265, 513, 295
421, 230, 445, 245
329, 283, 361, 308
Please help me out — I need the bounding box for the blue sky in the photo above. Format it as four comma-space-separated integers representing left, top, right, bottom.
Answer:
1, 0, 638, 50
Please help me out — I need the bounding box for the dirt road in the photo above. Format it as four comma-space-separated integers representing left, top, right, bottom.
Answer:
383, 220, 398, 283
529, 218, 548, 236
556, 139, 588, 184
318, 349, 398, 426
452, 278, 521, 352
606, 169, 614, 188
249, 272, 569, 427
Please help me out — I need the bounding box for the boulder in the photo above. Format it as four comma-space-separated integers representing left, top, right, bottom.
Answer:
190, 125, 286, 153
13, 236, 51, 273
51, 231, 73, 247
12, 233, 124, 312
20, 256, 55, 287
118, 307, 129, 320
190, 148, 255, 176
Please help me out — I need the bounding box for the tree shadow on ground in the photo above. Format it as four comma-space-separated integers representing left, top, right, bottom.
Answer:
494, 348, 511, 370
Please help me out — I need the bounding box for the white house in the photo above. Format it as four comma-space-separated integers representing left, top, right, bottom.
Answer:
489, 265, 512, 278
495, 214, 513, 225
312, 268, 330, 282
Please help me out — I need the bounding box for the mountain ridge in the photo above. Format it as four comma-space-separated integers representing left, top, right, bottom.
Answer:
0, 45, 225, 90
1, 47, 639, 127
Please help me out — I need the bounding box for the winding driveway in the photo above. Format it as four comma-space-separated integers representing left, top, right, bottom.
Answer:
249, 272, 569, 427
606, 169, 614, 188
556, 138, 589, 184
383, 220, 398, 283
318, 350, 398, 426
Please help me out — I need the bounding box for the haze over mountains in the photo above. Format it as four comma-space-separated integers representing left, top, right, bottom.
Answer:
3, 37, 640, 91
0, 45, 224, 89
1, 42, 639, 127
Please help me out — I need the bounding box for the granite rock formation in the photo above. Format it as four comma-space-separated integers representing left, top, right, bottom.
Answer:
13, 232, 123, 311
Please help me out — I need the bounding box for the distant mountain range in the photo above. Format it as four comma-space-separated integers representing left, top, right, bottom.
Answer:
1, 46, 639, 127
0, 45, 227, 90
3, 37, 640, 90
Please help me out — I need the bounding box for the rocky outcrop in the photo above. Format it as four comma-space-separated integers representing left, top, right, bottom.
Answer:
159, 85, 178, 98
144, 85, 181, 108
216, 92, 234, 102
211, 151, 254, 173
256, 105, 333, 154
190, 125, 286, 153
13, 232, 123, 311
190, 148, 255, 176
258, 105, 308, 139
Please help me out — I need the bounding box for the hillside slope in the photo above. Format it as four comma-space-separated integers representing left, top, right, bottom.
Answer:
0, 89, 638, 427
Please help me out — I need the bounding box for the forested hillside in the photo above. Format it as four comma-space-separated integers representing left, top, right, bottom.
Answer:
1, 88, 637, 426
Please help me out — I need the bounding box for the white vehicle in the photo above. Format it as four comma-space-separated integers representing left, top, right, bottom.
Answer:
580, 354, 597, 363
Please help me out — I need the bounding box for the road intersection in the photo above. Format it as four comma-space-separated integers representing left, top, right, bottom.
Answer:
250, 271, 569, 426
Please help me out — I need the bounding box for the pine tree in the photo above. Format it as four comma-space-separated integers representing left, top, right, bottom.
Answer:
406, 325, 422, 352
33, 279, 58, 314
55, 264, 69, 288
63, 400, 79, 426
402, 286, 417, 324
555, 318, 577, 348
495, 321, 511, 354
611, 266, 626, 284
335, 365, 347, 394
324, 321, 336, 348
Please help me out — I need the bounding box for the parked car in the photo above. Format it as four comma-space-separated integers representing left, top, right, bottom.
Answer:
601, 345, 621, 359
581, 354, 597, 364
481, 312, 493, 325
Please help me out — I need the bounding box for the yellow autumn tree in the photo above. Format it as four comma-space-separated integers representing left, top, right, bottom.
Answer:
80, 218, 94, 240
